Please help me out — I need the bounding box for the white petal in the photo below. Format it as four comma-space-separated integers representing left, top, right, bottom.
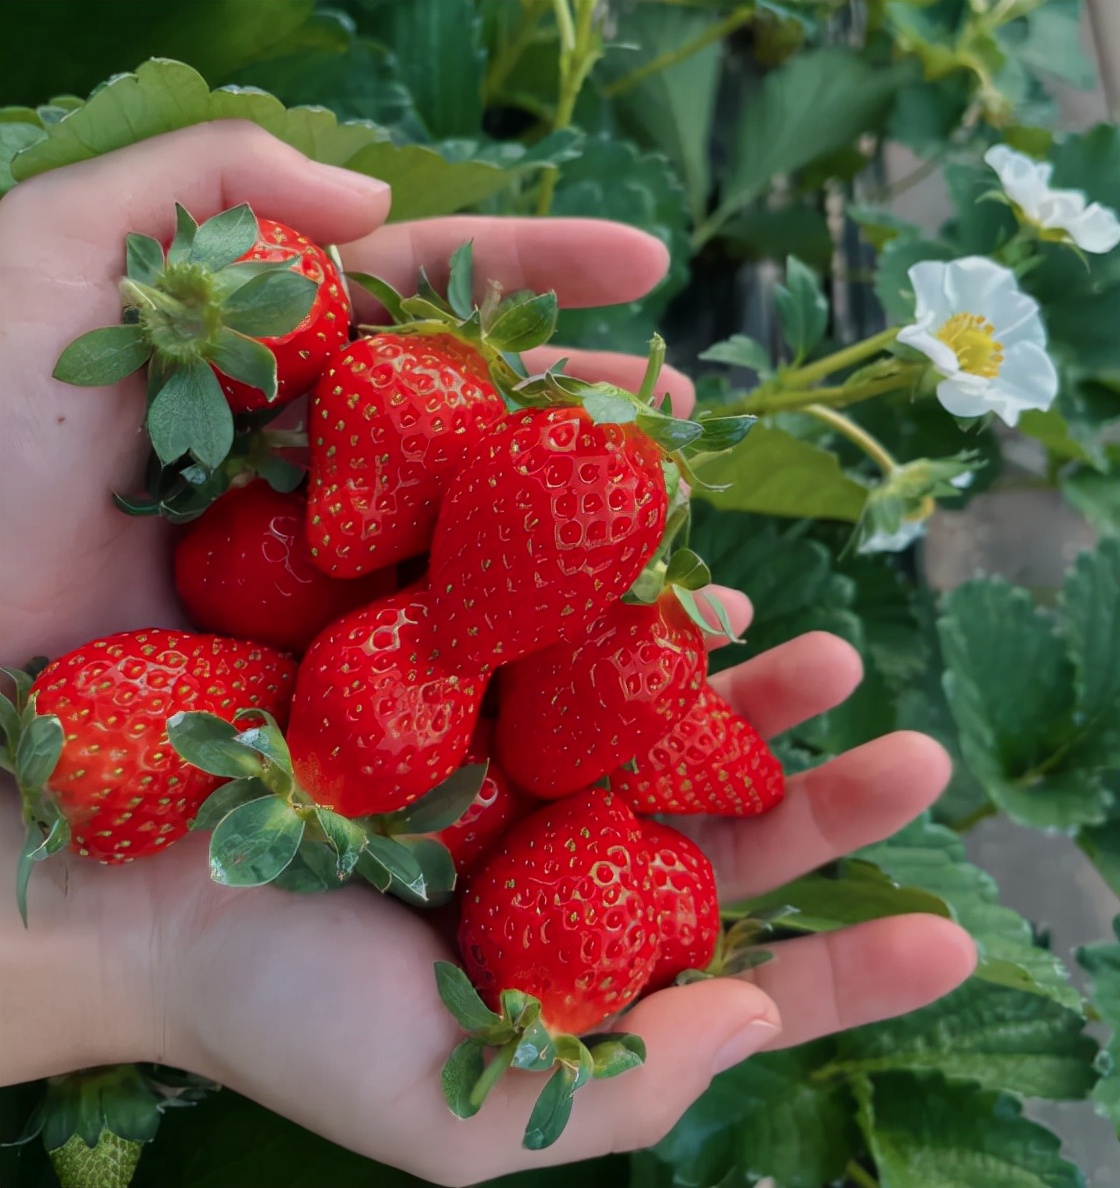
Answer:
934, 376, 996, 419
897, 325, 959, 374
907, 261, 957, 324
989, 287, 1048, 348
1066, 203, 1120, 253
859, 520, 926, 555
942, 256, 1020, 316
985, 145, 1052, 220
991, 341, 1059, 414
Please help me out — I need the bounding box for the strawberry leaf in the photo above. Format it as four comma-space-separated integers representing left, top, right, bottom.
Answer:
392, 836, 457, 906
685, 413, 757, 457
209, 328, 278, 401
393, 763, 488, 834
125, 233, 165, 286
583, 390, 638, 425
231, 711, 293, 777
442, 1040, 487, 1119
486, 291, 559, 353
52, 325, 152, 387
355, 849, 393, 893
0, 665, 35, 710
221, 269, 317, 339
636, 411, 705, 453
167, 203, 199, 265
14, 714, 63, 791
435, 962, 505, 1033
510, 1020, 557, 1071
446, 241, 475, 321
208, 797, 304, 887
312, 808, 367, 880
190, 778, 273, 833
588, 1034, 646, 1079
664, 548, 710, 591
147, 362, 233, 469
190, 203, 259, 272
17, 813, 68, 926
523, 1065, 579, 1150
345, 272, 408, 323
363, 833, 428, 900
166, 711, 267, 780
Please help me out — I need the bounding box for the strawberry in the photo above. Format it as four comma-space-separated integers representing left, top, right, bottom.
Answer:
642, 821, 720, 993
305, 333, 507, 577
1, 630, 296, 875
457, 788, 658, 1035
215, 218, 350, 414
427, 407, 669, 669
284, 589, 487, 817
494, 589, 706, 798
607, 684, 785, 816
174, 481, 395, 654
429, 723, 531, 877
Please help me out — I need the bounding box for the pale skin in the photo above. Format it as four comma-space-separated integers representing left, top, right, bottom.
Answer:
0, 123, 977, 1185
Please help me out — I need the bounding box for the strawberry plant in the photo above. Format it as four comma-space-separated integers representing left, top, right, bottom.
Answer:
1, 2, 1119, 1188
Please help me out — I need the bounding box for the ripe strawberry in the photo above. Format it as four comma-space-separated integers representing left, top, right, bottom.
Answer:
285, 589, 487, 817
216, 218, 350, 414
174, 481, 395, 654
458, 788, 658, 1036
642, 821, 720, 993
428, 407, 669, 669
608, 684, 785, 816
430, 723, 531, 877
4, 630, 296, 865
305, 333, 506, 577
494, 590, 706, 798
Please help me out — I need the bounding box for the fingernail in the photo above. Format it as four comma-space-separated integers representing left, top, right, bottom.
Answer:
314, 163, 391, 199
711, 1019, 780, 1076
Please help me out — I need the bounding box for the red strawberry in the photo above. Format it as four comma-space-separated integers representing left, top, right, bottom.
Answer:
306, 333, 506, 577
642, 821, 720, 993
608, 684, 785, 816
174, 481, 395, 654
6, 630, 297, 864
494, 590, 705, 798
458, 788, 659, 1036
428, 407, 669, 669
217, 218, 350, 413
285, 589, 487, 817
430, 723, 531, 877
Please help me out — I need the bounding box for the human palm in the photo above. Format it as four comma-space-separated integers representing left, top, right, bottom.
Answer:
0, 124, 975, 1186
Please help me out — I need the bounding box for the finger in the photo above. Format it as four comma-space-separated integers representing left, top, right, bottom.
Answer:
447, 979, 780, 1181
522, 346, 697, 417
709, 631, 864, 739
690, 731, 953, 899
738, 915, 977, 1051
342, 216, 670, 309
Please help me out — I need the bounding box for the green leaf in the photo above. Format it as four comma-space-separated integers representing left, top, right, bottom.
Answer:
692, 423, 869, 522
1063, 465, 1120, 538
1077, 916, 1120, 1131
190, 778, 272, 833
125, 233, 165, 286
588, 1034, 645, 1080
0, 120, 47, 194
699, 334, 773, 377
345, 272, 407, 323
209, 328, 278, 401
837, 979, 1097, 1100
441, 1039, 486, 1119
1076, 814, 1120, 899
390, 836, 457, 907
312, 808, 366, 881
15, 714, 63, 790
208, 797, 304, 887
652, 1040, 858, 1188
190, 203, 259, 272
773, 256, 828, 363
147, 361, 234, 469
395, 764, 487, 835
166, 711, 266, 780
167, 202, 199, 266
701, 49, 902, 243
434, 961, 504, 1033
445, 241, 474, 322
523, 1066, 578, 1151
52, 324, 152, 387
233, 713, 293, 774
856, 1073, 1086, 1188
486, 292, 559, 354
362, 833, 428, 901
221, 268, 318, 339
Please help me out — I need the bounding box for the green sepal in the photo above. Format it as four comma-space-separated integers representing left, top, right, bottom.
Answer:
414, 266, 455, 317
442, 1039, 487, 1118
189, 777, 272, 832
510, 1018, 558, 1072
52, 325, 152, 387
445, 241, 475, 321
345, 272, 408, 323
435, 962, 506, 1033
485, 291, 558, 353
587, 1033, 646, 1079
270, 846, 352, 894
207, 796, 304, 887
231, 710, 294, 778
672, 584, 744, 642
523, 1064, 580, 1151
166, 203, 199, 265
355, 848, 393, 892
209, 258, 301, 302
664, 548, 710, 592
685, 412, 757, 457
635, 410, 705, 453
220, 268, 318, 339
209, 328, 278, 401
15, 713, 64, 790
359, 832, 446, 904
584, 389, 638, 425
147, 361, 233, 469
0, 665, 35, 709
390, 835, 458, 906
389, 763, 488, 834
17, 811, 69, 926
166, 711, 267, 780
189, 204, 259, 272
312, 808, 367, 881
125, 234, 165, 287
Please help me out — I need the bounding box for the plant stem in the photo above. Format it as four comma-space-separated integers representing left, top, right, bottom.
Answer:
601, 4, 755, 98
734, 366, 922, 416
950, 801, 998, 833
484, 0, 551, 101
781, 327, 900, 389
804, 404, 897, 475
536, 0, 599, 217
846, 1160, 880, 1188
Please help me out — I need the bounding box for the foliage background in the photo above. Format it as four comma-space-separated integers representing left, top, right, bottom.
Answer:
0, 0, 1118, 1185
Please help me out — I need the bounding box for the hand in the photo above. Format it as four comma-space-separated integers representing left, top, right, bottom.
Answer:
0, 122, 976, 1185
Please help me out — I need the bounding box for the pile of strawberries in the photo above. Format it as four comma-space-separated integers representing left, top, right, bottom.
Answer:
1, 207, 785, 1150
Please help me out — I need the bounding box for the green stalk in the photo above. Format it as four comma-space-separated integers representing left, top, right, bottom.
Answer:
730, 365, 923, 416
803, 404, 898, 475
484, 0, 551, 101
601, 4, 755, 98
780, 327, 900, 389
846, 1160, 881, 1188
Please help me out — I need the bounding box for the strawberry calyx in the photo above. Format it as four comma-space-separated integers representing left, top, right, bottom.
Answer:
348, 240, 558, 399
53, 203, 319, 473
1, 663, 68, 924
9, 1063, 214, 1188
168, 710, 484, 904
435, 962, 646, 1150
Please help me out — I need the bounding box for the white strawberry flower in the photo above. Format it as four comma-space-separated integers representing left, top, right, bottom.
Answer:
897, 257, 1058, 426
984, 144, 1120, 254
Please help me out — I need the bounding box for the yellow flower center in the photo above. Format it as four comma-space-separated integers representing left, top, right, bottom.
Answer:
934, 312, 1004, 379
